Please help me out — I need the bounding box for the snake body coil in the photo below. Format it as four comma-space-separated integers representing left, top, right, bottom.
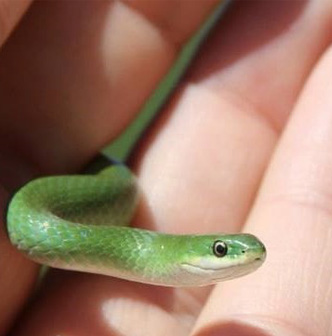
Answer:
6, 165, 266, 287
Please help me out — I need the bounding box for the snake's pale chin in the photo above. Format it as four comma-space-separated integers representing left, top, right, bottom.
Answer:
180, 257, 265, 283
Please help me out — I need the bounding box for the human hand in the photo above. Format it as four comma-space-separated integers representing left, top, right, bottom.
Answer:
1, 1, 332, 335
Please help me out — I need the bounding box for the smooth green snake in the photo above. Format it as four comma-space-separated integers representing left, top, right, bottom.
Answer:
6, 161, 265, 287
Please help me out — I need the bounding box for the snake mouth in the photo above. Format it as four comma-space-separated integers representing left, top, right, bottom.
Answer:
181, 262, 225, 273
181, 257, 264, 280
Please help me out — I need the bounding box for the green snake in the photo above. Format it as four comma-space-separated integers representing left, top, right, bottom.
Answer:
6, 161, 266, 287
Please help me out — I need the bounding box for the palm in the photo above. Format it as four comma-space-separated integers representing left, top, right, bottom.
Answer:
1, 1, 332, 335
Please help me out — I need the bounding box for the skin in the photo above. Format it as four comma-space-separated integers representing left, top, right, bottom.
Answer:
1, 0, 332, 335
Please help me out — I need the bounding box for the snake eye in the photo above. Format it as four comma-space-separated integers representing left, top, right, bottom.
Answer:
213, 240, 228, 257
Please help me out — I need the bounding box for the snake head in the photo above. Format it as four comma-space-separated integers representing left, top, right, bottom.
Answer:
176, 233, 266, 286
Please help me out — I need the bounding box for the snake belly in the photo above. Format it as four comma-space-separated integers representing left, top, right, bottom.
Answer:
6, 164, 266, 287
